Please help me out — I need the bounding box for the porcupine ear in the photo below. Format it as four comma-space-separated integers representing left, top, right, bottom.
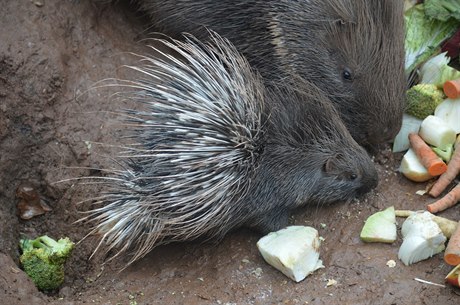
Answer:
83, 31, 269, 265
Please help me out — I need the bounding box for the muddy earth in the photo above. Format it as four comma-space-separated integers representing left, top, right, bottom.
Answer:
0, 1, 459, 304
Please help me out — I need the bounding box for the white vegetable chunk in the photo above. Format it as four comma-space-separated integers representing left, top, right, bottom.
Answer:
399, 148, 433, 182
419, 115, 456, 150
257, 226, 324, 282
392, 114, 423, 153
435, 98, 460, 134
398, 211, 446, 266
360, 206, 397, 243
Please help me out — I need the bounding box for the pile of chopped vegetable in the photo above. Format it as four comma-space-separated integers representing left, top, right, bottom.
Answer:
360, 208, 460, 286
394, 1, 460, 214
389, 0, 460, 287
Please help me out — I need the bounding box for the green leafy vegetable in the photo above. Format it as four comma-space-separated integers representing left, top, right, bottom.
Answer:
424, 0, 460, 21
405, 4, 460, 74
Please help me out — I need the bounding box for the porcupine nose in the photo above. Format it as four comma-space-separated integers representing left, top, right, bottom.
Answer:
367, 114, 403, 145
356, 160, 378, 195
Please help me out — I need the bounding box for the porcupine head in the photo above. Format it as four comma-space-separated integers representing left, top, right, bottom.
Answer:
308, 0, 406, 146
85, 32, 377, 265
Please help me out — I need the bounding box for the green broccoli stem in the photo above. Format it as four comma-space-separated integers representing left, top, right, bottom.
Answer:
34, 235, 58, 248
22, 235, 73, 258
25, 235, 57, 252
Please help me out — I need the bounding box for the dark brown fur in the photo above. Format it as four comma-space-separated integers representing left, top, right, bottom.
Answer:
133, 0, 406, 146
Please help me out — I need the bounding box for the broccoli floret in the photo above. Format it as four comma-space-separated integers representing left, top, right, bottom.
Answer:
19, 235, 74, 291
405, 84, 445, 119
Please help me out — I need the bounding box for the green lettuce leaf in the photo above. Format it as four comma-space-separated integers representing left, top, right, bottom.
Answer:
424, 0, 460, 22
405, 4, 460, 74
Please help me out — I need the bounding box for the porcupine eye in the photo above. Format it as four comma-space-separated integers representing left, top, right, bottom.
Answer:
347, 172, 358, 180
324, 156, 360, 181
339, 171, 359, 181
342, 68, 353, 81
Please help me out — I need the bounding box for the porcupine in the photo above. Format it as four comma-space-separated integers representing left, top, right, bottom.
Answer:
84, 32, 378, 264
130, 0, 406, 147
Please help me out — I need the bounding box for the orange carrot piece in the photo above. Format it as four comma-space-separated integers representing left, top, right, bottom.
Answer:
427, 183, 460, 214
444, 78, 460, 99
408, 133, 447, 176
444, 221, 460, 266
429, 143, 460, 197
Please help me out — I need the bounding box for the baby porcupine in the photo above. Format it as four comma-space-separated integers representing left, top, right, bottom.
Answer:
84, 32, 377, 264
132, 0, 406, 147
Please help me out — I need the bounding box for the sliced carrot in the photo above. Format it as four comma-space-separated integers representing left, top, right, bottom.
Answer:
408, 133, 447, 176
427, 183, 460, 214
429, 143, 460, 197
443, 78, 460, 99
444, 220, 460, 266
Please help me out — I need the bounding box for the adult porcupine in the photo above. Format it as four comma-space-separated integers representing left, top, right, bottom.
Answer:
131, 0, 406, 146
85, 32, 377, 264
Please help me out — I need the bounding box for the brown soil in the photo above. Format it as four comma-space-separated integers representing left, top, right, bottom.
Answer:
0, 1, 459, 304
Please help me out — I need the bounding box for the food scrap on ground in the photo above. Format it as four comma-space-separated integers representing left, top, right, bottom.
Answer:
256, 226, 324, 282
398, 211, 446, 266
395, 210, 458, 238
360, 206, 397, 243
19, 235, 74, 291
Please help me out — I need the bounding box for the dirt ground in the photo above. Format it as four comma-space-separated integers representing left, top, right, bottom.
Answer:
0, 1, 459, 304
